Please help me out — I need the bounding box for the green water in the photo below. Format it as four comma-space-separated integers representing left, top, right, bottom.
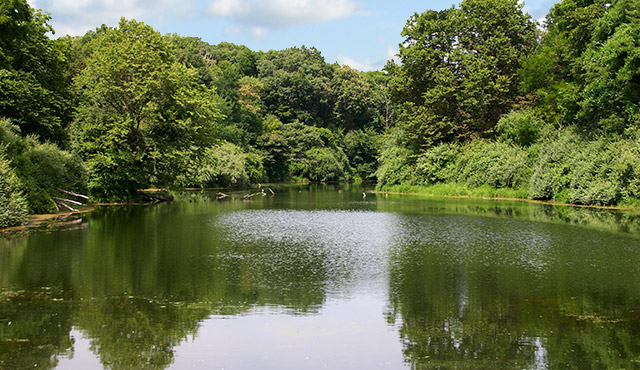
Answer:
1, 184, 640, 369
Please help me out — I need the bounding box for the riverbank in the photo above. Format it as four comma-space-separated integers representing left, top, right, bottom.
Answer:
377, 183, 640, 211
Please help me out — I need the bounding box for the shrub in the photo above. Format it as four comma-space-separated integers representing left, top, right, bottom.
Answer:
375, 129, 418, 188
529, 129, 640, 206
300, 147, 349, 182
455, 141, 531, 190
0, 118, 25, 157
244, 151, 266, 184
0, 151, 29, 227
415, 143, 459, 185
567, 139, 640, 205
15, 141, 88, 213
86, 153, 145, 202
343, 129, 381, 180
529, 129, 582, 201
495, 109, 546, 147
196, 142, 265, 187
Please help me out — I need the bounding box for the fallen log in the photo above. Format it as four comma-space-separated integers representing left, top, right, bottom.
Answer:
56, 188, 88, 200
242, 190, 266, 200
268, 188, 275, 195
53, 197, 85, 206
216, 192, 229, 200
55, 201, 77, 212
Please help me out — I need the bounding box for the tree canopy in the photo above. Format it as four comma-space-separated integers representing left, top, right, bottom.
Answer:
71, 18, 222, 200
387, 0, 537, 148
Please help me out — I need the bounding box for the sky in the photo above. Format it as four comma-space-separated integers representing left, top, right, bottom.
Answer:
27, 0, 558, 71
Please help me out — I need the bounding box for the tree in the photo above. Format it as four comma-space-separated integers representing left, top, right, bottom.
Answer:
521, 0, 640, 135
362, 71, 394, 129
71, 19, 222, 200
258, 47, 334, 126
519, 0, 609, 127
578, 0, 640, 134
388, 0, 537, 148
0, 0, 72, 143
330, 66, 383, 131
165, 34, 217, 88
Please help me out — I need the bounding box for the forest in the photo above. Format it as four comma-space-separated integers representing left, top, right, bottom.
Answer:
1, 0, 639, 227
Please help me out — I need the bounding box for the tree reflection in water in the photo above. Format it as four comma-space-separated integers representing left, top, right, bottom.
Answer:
386, 214, 640, 369
1, 186, 640, 369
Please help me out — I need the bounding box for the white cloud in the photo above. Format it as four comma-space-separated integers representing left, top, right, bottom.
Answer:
337, 44, 399, 72
337, 56, 377, 72
386, 46, 399, 64
251, 26, 268, 39
207, 0, 359, 29
31, 0, 195, 36
209, 0, 243, 17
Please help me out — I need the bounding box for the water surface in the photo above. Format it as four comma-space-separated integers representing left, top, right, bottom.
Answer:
1, 184, 640, 369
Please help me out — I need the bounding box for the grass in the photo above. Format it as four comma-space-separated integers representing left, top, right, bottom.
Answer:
378, 182, 640, 211
380, 182, 529, 201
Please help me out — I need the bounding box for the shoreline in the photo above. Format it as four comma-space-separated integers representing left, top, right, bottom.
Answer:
372, 190, 638, 211
3, 186, 637, 234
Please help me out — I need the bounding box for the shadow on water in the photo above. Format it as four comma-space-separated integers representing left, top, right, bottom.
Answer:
0, 183, 639, 369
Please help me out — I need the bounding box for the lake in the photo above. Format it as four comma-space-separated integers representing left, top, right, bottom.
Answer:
2, 184, 640, 369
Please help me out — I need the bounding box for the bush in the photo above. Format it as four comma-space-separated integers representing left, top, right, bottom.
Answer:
259, 122, 351, 182
529, 129, 581, 201
376, 129, 418, 188
196, 142, 265, 187
495, 109, 546, 147
1, 118, 89, 210
415, 143, 459, 185
244, 151, 266, 184
299, 147, 349, 182
343, 129, 381, 180
529, 129, 640, 206
0, 118, 25, 157
15, 140, 88, 213
0, 151, 29, 227
85, 153, 146, 202
567, 139, 640, 205
455, 140, 531, 190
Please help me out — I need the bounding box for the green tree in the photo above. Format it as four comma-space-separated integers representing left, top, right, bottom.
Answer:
258, 47, 334, 126
165, 34, 217, 88
209, 42, 257, 77
388, 0, 537, 148
71, 19, 222, 200
330, 66, 383, 131
578, 0, 640, 134
259, 122, 349, 181
0, 0, 72, 143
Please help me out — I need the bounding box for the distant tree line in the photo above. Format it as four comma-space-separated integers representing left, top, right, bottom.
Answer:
1, 0, 639, 227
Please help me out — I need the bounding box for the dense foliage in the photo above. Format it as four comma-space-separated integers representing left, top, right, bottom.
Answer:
0, 0, 639, 227
386, 0, 537, 147
0, 150, 28, 227
378, 0, 640, 207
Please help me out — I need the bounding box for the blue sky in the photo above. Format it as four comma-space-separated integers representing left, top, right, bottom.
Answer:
28, 0, 558, 71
